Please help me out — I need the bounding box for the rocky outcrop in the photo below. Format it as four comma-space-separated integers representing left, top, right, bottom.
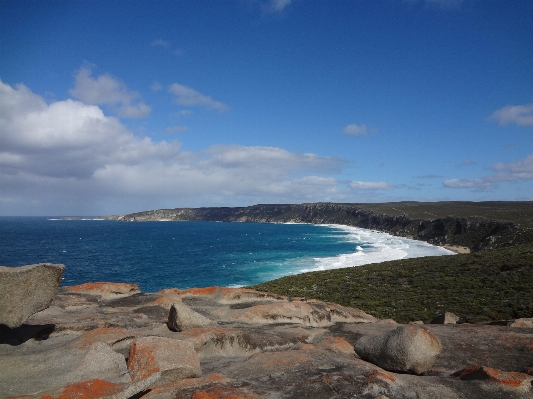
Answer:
0, 263, 64, 328
1, 284, 532, 398
354, 325, 443, 375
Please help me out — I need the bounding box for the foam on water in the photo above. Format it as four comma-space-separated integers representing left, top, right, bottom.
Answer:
267, 224, 455, 278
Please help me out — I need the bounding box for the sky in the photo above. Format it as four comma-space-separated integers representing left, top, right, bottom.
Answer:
0, 0, 532, 216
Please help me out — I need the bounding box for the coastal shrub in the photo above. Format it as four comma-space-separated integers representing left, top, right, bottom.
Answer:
251, 243, 533, 324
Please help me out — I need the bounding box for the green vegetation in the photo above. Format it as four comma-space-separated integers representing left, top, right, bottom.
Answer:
251, 243, 533, 324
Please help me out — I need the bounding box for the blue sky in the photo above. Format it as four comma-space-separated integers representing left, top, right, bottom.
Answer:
1, 0, 532, 216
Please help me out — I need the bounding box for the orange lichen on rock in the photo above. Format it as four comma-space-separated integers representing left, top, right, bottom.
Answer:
5, 379, 121, 399
319, 337, 355, 354
67, 282, 140, 296
180, 287, 219, 296
127, 341, 160, 381
454, 366, 533, 390
190, 387, 262, 399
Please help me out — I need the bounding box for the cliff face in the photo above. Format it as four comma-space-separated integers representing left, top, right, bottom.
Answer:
112, 203, 523, 251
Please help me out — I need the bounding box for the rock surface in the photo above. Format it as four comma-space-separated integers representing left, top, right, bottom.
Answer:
0, 263, 64, 328
1, 284, 532, 398
354, 325, 443, 375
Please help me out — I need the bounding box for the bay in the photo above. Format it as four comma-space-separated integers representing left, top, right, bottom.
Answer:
0, 217, 453, 292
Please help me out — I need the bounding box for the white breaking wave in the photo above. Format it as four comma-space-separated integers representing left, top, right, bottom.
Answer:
293, 224, 455, 275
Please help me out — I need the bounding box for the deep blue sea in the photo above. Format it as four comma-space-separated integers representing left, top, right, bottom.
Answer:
0, 217, 454, 292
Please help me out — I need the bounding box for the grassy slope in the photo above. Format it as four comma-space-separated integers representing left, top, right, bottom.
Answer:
252, 243, 533, 323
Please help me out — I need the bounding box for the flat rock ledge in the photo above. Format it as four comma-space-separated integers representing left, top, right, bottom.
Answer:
0, 282, 532, 399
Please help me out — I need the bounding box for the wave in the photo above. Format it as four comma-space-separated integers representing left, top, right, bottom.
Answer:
270, 224, 455, 277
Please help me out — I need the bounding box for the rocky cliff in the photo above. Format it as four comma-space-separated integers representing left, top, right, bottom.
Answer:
110, 202, 530, 251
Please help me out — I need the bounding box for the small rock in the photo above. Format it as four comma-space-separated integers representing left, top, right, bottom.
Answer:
431, 312, 460, 324
167, 302, 215, 332
0, 263, 64, 328
410, 320, 424, 325
127, 336, 202, 384
355, 325, 442, 375
454, 365, 533, 391
509, 318, 533, 328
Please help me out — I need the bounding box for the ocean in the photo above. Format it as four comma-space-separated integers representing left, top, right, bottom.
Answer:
0, 217, 454, 292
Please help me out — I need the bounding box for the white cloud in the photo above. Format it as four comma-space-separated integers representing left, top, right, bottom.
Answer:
1, 80, 176, 180
169, 83, 229, 112
490, 104, 533, 127
151, 39, 170, 47
443, 154, 533, 191
0, 80, 348, 215
270, 0, 292, 12
416, 174, 443, 179
150, 82, 163, 92
443, 179, 494, 190
343, 124, 367, 136
350, 181, 394, 190
69, 67, 151, 118
490, 154, 533, 181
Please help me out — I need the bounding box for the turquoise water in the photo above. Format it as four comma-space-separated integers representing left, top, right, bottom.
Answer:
0, 218, 453, 292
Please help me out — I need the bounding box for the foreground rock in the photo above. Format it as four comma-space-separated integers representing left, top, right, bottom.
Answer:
1, 284, 532, 398
354, 325, 443, 375
0, 263, 64, 328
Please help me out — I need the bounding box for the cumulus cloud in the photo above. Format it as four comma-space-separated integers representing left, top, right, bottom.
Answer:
343, 124, 367, 136
0, 80, 346, 215
490, 104, 533, 127
1, 81, 176, 180
70, 67, 151, 118
350, 181, 394, 191
169, 83, 229, 112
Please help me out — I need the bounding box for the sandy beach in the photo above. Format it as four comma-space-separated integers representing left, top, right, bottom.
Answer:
443, 245, 471, 254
